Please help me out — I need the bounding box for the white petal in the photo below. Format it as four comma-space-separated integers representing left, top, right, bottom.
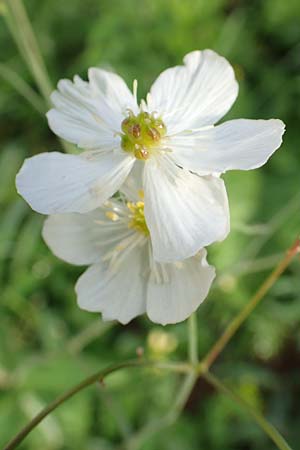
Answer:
42, 211, 130, 265
47, 108, 119, 150
16, 151, 134, 214
119, 160, 144, 201
88, 68, 138, 118
147, 50, 238, 134
76, 246, 147, 324
143, 156, 229, 262
147, 249, 215, 325
170, 119, 285, 174
47, 70, 138, 149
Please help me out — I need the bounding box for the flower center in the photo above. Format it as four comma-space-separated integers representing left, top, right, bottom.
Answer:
121, 111, 166, 160
127, 201, 149, 235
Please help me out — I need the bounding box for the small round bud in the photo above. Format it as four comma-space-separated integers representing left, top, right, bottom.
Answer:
147, 329, 178, 357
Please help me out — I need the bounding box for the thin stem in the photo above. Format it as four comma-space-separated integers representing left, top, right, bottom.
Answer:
202, 237, 300, 370
2, 2, 29, 65
4, 0, 52, 102
99, 387, 132, 440
3, 0, 73, 153
123, 414, 172, 450
3, 359, 190, 450
66, 321, 115, 354
125, 371, 198, 450
121, 238, 300, 450
168, 372, 197, 420
218, 252, 284, 279
241, 190, 300, 262
203, 371, 292, 450
188, 313, 198, 365
0, 63, 45, 115
125, 315, 202, 450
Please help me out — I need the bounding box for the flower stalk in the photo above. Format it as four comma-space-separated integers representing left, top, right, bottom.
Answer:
188, 312, 198, 365
203, 371, 292, 450
124, 316, 200, 450
3, 359, 189, 450
4, 238, 299, 450
202, 237, 300, 370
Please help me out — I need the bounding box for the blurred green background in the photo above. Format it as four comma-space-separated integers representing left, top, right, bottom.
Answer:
1, 0, 300, 449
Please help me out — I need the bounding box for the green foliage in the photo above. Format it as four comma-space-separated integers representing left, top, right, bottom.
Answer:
0, 0, 300, 449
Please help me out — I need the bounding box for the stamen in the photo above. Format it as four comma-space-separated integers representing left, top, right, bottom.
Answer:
95, 229, 132, 247
133, 79, 138, 104
120, 110, 167, 160
100, 195, 150, 272
106, 233, 146, 272
140, 99, 147, 111
127, 200, 149, 236
146, 92, 152, 105
149, 259, 169, 284
160, 264, 170, 283
105, 211, 119, 221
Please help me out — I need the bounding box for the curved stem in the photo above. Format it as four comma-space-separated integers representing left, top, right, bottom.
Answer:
202, 237, 300, 370
3, 359, 190, 450
4, 236, 298, 450
203, 371, 293, 450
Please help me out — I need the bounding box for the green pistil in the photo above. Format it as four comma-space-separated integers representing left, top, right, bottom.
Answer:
121, 111, 166, 160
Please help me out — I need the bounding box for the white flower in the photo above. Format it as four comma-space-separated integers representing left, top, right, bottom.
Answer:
16, 49, 285, 262
42, 180, 216, 325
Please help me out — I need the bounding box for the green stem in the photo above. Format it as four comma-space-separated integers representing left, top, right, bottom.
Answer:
0, 63, 45, 115
4, 0, 52, 102
169, 312, 200, 419
125, 371, 198, 450
125, 314, 201, 449
241, 190, 300, 262
100, 388, 132, 440
3, 0, 73, 153
168, 372, 197, 420
66, 321, 115, 354
203, 371, 293, 450
2, 2, 29, 66
188, 312, 198, 365
202, 237, 300, 370
3, 359, 189, 450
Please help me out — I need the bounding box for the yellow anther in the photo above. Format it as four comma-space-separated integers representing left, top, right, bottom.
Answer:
127, 200, 149, 235
105, 211, 119, 222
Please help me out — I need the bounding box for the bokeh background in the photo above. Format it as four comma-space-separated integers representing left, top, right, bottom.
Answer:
1, 0, 300, 449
